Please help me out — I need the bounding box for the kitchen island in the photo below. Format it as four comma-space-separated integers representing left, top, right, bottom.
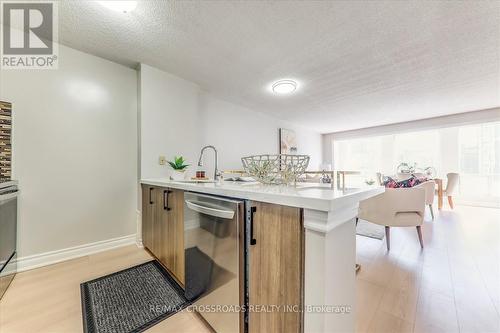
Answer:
140, 178, 384, 333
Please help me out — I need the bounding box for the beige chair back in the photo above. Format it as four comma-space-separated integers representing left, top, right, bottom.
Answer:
414, 180, 435, 205
358, 187, 425, 227
446, 173, 459, 196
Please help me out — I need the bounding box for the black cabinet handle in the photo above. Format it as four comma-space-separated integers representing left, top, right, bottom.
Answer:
164, 190, 172, 211
149, 188, 154, 205
250, 206, 257, 245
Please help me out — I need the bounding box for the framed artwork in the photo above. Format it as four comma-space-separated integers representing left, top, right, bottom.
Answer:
279, 128, 297, 154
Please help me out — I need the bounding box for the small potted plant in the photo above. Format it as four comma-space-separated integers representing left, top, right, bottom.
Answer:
168, 156, 189, 181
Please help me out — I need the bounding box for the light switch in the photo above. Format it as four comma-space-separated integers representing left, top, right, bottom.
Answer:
159, 156, 166, 165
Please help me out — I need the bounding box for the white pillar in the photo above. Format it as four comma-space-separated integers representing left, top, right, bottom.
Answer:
303, 204, 358, 333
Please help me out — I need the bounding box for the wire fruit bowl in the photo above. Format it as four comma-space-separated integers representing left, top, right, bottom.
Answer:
241, 154, 310, 185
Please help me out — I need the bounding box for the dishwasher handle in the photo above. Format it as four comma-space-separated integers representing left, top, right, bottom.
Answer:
185, 200, 235, 219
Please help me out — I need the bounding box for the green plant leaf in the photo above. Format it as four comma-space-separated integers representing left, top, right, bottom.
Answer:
168, 156, 189, 170
168, 161, 178, 169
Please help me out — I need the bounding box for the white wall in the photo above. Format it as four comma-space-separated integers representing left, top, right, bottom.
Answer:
0, 45, 138, 258
139, 64, 323, 180
140, 64, 200, 179
198, 93, 322, 176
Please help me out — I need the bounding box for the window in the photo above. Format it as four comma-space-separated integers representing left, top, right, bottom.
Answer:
334, 136, 384, 172
458, 122, 500, 203
459, 126, 480, 174
393, 130, 440, 172
333, 121, 500, 206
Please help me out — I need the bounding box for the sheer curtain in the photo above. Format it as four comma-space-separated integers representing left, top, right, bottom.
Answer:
458, 122, 500, 205
333, 121, 500, 207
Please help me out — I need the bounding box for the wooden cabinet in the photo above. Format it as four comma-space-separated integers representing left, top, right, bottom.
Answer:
248, 202, 304, 333
141, 186, 156, 252
158, 188, 185, 284
142, 185, 304, 331
155, 188, 169, 268
171, 189, 185, 283
142, 185, 185, 285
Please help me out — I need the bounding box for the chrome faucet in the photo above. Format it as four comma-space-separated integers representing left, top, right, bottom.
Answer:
198, 145, 221, 181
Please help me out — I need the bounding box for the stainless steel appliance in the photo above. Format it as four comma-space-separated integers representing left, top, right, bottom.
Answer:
184, 192, 244, 333
0, 181, 18, 300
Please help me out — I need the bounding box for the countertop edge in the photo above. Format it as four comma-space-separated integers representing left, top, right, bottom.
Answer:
140, 179, 384, 212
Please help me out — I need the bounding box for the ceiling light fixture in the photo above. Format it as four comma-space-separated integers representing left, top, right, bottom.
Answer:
271, 79, 298, 95
98, 1, 137, 13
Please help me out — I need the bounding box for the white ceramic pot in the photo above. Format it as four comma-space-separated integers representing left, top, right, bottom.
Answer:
170, 170, 186, 181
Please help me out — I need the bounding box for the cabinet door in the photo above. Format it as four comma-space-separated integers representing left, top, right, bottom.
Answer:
153, 188, 185, 286
169, 189, 185, 285
141, 185, 156, 252
156, 188, 171, 267
249, 202, 304, 333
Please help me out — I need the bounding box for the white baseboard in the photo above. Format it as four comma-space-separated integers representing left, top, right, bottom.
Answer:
136, 209, 143, 248
15, 234, 137, 273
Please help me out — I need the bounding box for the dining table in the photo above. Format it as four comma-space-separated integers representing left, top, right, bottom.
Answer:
434, 178, 444, 209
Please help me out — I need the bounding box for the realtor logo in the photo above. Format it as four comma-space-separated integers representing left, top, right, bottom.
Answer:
1, 1, 58, 69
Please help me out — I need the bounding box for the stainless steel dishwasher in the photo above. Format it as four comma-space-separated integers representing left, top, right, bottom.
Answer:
184, 192, 244, 333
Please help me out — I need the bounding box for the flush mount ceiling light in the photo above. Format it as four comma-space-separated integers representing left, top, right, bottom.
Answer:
271, 79, 298, 95
98, 1, 137, 13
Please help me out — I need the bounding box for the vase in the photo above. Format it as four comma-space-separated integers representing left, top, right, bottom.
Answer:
170, 170, 186, 181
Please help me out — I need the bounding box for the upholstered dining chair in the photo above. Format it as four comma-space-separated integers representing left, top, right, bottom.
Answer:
357, 187, 426, 251
414, 180, 436, 219
445, 173, 459, 209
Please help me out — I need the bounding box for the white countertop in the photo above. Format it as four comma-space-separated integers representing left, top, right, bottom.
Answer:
140, 178, 384, 212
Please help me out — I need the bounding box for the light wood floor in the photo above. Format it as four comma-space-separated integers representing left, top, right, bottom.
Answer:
0, 245, 211, 333
0, 205, 498, 333
356, 205, 500, 333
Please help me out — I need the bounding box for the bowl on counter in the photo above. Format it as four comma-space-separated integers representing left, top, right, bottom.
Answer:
241, 154, 310, 185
